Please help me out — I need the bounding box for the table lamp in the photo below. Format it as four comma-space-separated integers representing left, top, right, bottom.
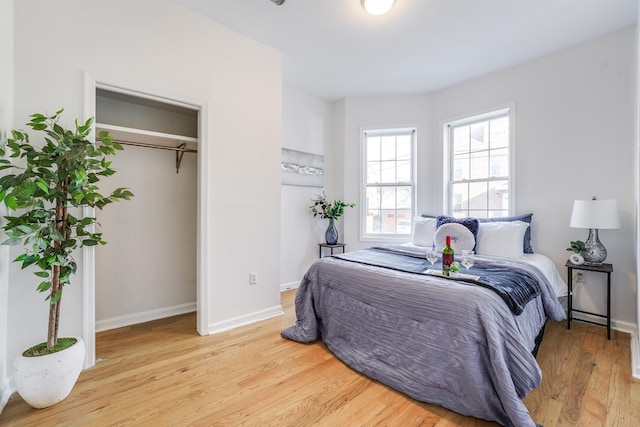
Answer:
569, 197, 620, 264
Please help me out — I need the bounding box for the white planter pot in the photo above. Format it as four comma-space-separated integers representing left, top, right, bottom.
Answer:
13, 337, 85, 408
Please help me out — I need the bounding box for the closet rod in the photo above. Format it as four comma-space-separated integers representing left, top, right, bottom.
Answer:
105, 138, 198, 154
98, 137, 197, 174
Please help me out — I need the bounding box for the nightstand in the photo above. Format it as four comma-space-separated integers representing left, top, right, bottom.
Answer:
318, 243, 346, 258
566, 260, 612, 339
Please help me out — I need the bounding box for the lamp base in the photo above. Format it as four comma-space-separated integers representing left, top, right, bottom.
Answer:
582, 228, 607, 265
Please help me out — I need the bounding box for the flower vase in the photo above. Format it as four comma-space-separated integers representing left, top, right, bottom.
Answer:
325, 218, 338, 245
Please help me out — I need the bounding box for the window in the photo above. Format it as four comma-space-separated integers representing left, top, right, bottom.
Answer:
445, 108, 512, 218
362, 128, 415, 238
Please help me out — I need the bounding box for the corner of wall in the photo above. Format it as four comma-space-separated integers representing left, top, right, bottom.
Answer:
0, 379, 13, 415
0, 0, 13, 416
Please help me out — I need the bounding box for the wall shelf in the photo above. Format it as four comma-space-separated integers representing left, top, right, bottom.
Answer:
96, 123, 198, 173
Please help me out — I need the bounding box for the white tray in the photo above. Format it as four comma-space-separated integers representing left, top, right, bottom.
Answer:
425, 269, 480, 280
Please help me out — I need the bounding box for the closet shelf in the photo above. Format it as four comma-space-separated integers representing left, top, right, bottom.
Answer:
96, 123, 198, 173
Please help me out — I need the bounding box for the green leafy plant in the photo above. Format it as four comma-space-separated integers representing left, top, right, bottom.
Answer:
566, 240, 586, 253
0, 109, 133, 354
310, 192, 355, 220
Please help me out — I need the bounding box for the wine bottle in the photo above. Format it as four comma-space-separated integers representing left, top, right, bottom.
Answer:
442, 235, 454, 276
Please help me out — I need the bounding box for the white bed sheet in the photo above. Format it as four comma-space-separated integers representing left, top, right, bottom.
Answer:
521, 253, 567, 298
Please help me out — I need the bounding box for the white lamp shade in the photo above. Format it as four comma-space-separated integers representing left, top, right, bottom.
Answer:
361, 0, 395, 15
570, 199, 620, 229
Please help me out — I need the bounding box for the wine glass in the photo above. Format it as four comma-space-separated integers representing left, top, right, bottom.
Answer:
461, 250, 474, 275
426, 246, 438, 266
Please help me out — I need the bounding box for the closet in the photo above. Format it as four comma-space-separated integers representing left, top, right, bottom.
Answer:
94, 89, 199, 332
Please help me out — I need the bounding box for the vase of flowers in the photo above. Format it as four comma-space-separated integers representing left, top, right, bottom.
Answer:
310, 192, 355, 245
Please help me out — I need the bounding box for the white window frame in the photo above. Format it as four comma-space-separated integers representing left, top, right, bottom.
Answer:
360, 127, 417, 241
443, 105, 515, 217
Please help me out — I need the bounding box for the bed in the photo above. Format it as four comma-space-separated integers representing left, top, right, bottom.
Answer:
281, 215, 567, 427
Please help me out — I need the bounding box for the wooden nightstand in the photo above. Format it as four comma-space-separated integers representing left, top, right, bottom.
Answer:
566, 260, 612, 339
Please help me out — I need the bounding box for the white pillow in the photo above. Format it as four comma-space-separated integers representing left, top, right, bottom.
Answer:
476, 221, 529, 259
412, 217, 436, 247
433, 223, 475, 252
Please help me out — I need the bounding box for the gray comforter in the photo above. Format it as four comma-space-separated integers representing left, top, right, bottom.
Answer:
281, 245, 566, 427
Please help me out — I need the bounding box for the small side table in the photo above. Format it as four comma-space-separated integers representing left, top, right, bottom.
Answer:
319, 243, 346, 258
566, 260, 612, 339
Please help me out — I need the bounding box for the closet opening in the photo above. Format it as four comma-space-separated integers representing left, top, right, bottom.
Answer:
94, 88, 199, 334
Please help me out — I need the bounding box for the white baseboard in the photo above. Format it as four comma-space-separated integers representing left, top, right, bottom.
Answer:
0, 378, 12, 416
571, 312, 636, 335
632, 330, 640, 380
280, 280, 300, 292
207, 304, 283, 335
96, 302, 197, 332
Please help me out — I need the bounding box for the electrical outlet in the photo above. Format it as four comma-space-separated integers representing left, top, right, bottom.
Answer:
249, 272, 258, 285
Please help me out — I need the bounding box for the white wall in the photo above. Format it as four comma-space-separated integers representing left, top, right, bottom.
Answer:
338, 27, 638, 328
7, 0, 281, 377
280, 88, 333, 288
0, 0, 14, 413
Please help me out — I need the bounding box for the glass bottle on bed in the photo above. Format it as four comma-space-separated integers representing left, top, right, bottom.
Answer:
442, 235, 454, 276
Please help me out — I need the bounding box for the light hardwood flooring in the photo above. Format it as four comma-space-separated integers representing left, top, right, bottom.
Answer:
1, 289, 639, 426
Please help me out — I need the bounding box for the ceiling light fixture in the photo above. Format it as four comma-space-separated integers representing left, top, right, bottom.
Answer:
361, 0, 395, 15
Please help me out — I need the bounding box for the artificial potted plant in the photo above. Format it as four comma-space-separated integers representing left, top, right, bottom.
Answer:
566, 240, 586, 265
0, 110, 133, 408
310, 192, 355, 245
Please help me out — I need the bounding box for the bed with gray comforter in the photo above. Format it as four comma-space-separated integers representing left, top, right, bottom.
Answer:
281, 245, 566, 427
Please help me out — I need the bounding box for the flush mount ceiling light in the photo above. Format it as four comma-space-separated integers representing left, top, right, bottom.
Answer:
361, 0, 396, 15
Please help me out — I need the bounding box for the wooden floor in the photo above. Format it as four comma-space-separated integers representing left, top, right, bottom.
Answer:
1, 290, 639, 426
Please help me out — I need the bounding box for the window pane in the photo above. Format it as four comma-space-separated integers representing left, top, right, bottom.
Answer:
381, 210, 396, 233
366, 161, 381, 184
451, 183, 468, 212
381, 187, 396, 209
490, 117, 509, 149
397, 136, 411, 160
380, 160, 396, 183
397, 186, 412, 209
469, 181, 487, 210
366, 186, 380, 209
366, 210, 381, 234
488, 180, 509, 210
470, 150, 489, 180
453, 126, 470, 154
397, 161, 411, 183
380, 136, 396, 160
397, 210, 412, 234
453, 153, 469, 181
490, 148, 508, 178
470, 122, 488, 151
367, 136, 381, 161
488, 210, 509, 218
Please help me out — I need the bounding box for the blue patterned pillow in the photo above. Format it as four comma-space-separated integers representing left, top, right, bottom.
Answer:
436, 215, 479, 250
477, 213, 534, 253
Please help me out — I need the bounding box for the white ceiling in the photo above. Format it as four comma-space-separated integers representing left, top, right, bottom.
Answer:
178, 0, 638, 101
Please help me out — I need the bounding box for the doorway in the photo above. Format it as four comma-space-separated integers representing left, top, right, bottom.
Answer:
82, 75, 210, 368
